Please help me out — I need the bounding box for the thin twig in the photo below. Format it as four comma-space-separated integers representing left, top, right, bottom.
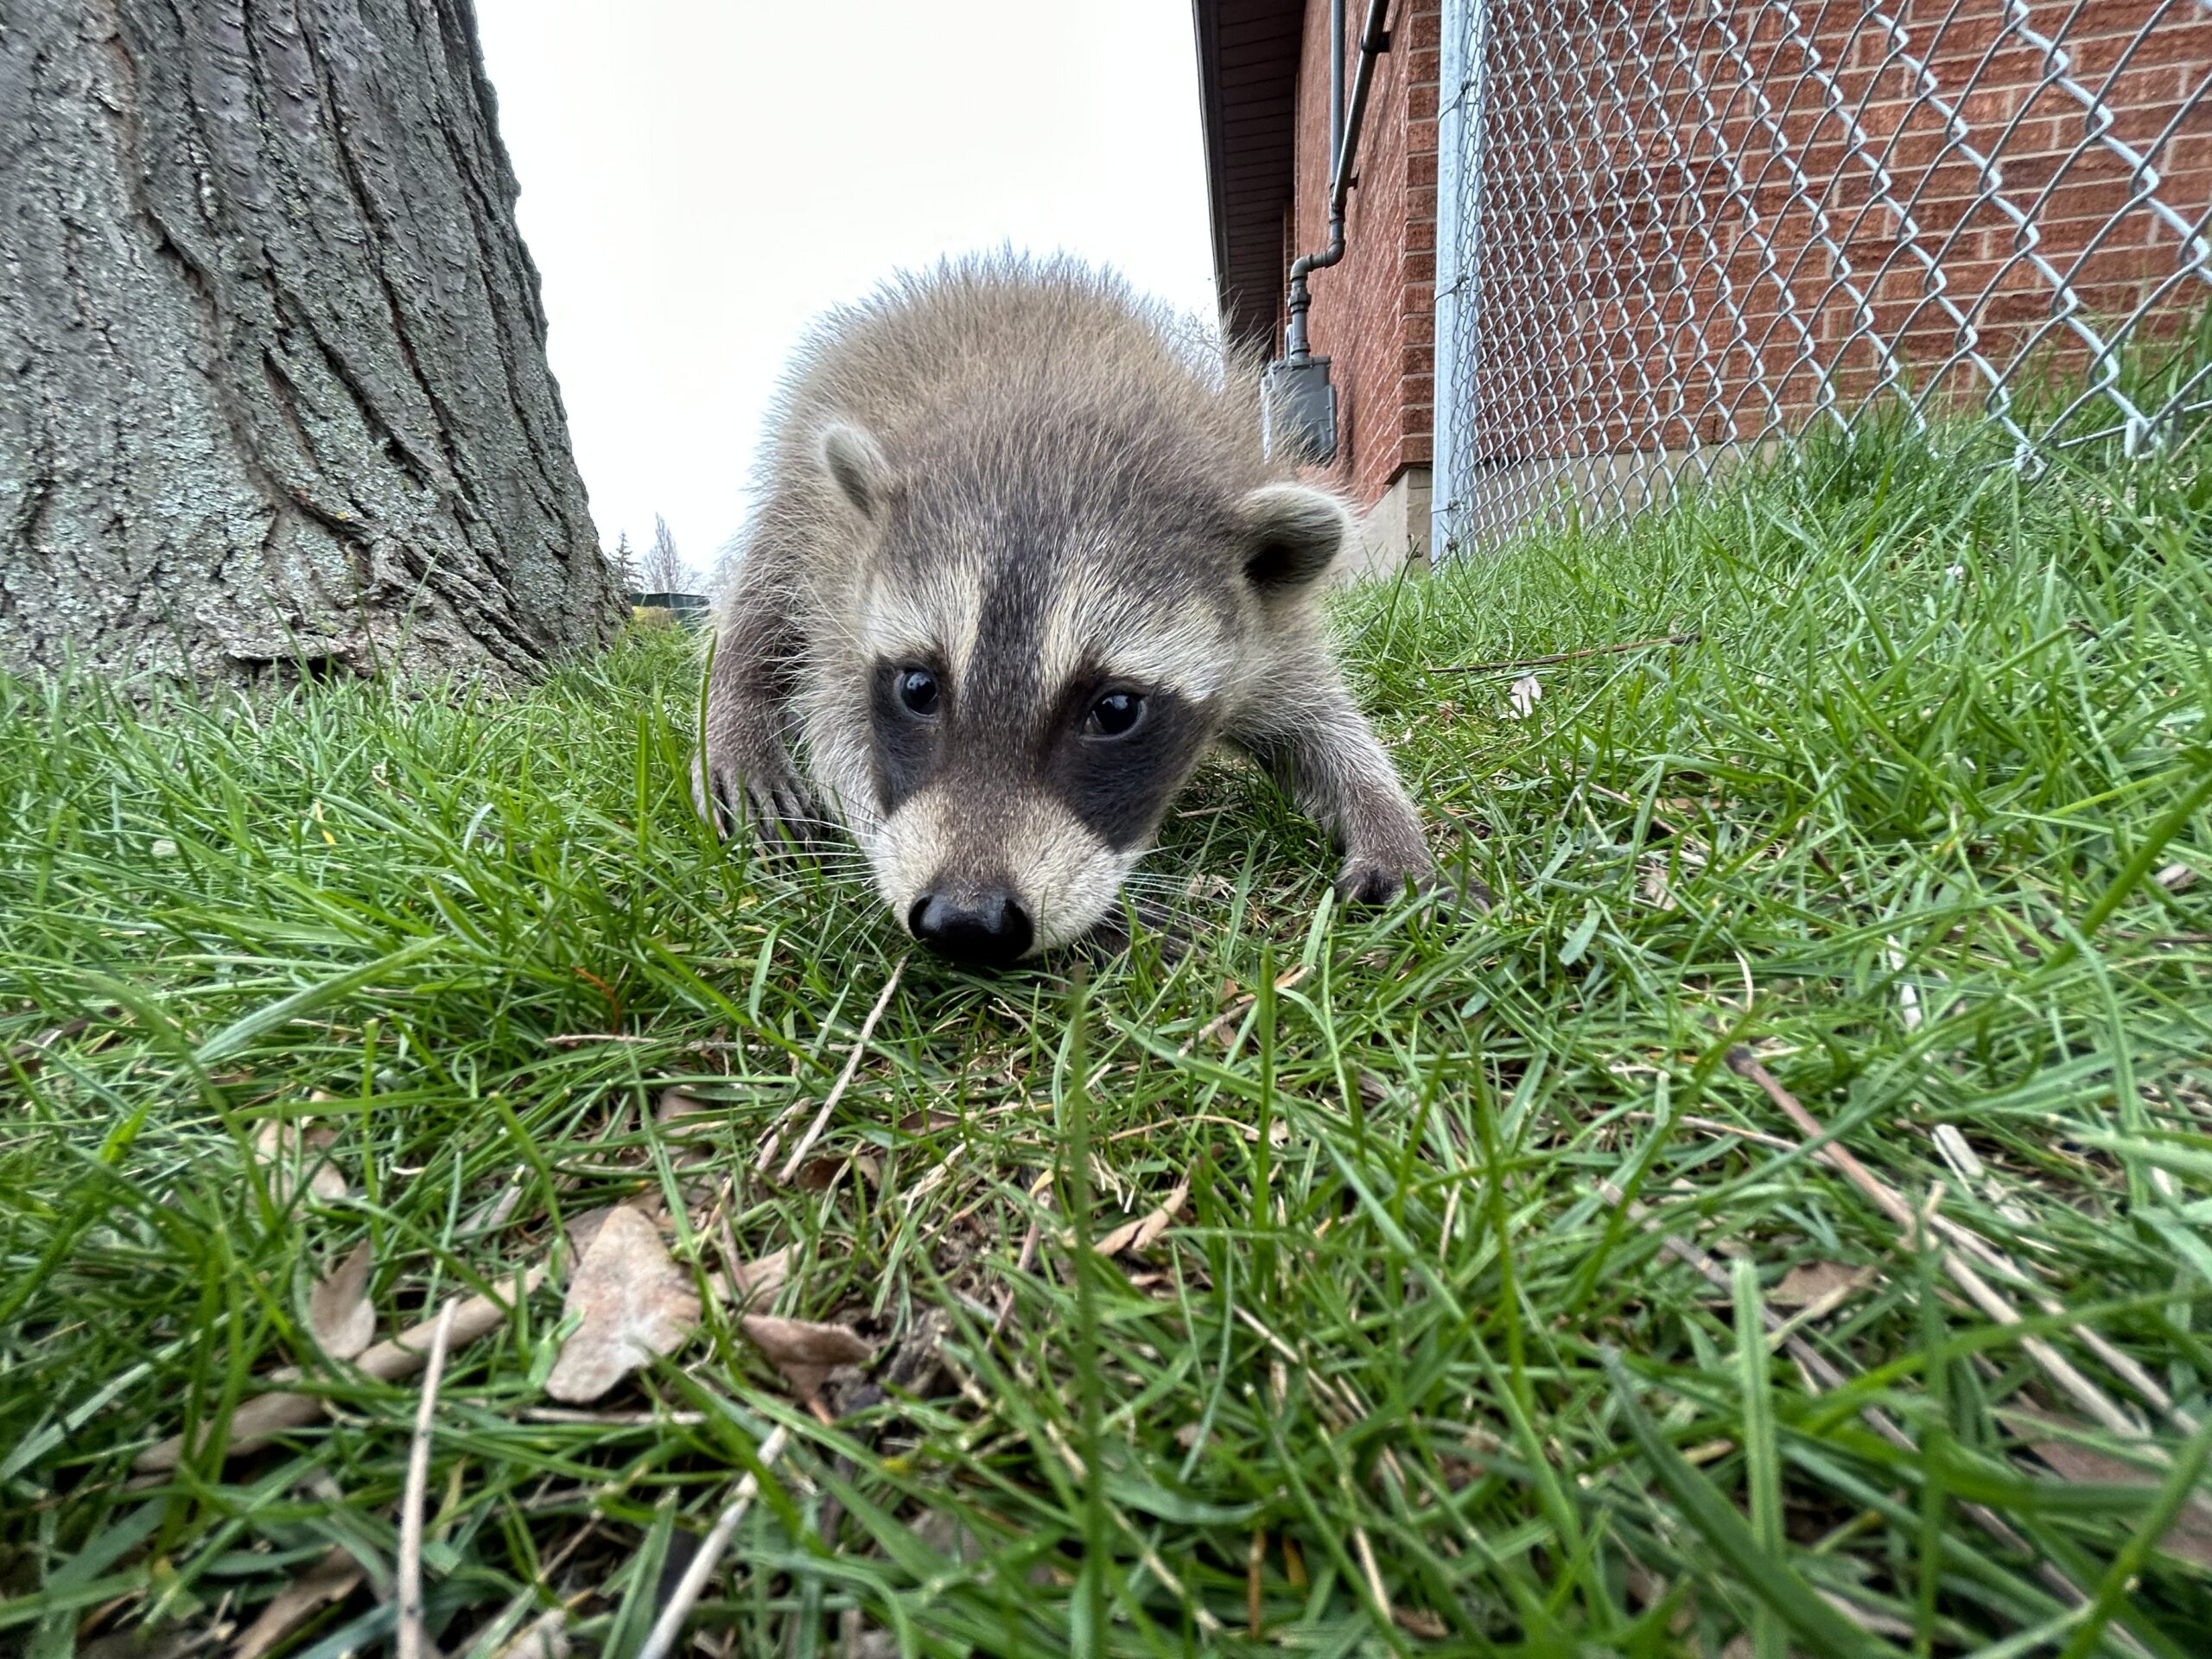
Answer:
1596, 1178, 2133, 1642
634, 1423, 791, 1659
766, 959, 906, 1181
137, 1263, 546, 1471
519, 1408, 709, 1427
1727, 1048, 2165, 1445
1908, 1152, 2196, 1435
1428, 630, 1701, 676
397, 1300, 456, 1659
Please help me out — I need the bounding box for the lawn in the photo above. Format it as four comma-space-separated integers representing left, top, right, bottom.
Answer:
3, 391, 2211, 1657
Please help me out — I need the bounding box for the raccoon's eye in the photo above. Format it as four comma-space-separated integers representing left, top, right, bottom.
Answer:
896, 668, 940, 716
1085, 690, 1144, 738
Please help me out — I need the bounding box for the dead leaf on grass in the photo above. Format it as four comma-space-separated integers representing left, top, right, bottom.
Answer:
544, 1205, 702, 1404
252, 1119, 346, 1206
793, 1154, 880, 1192
1094, 1180, 1191, 1257
898, 1106, 962, 1134
1770, 1261, 1873, 1312
2005, 1404, 2212, 1569
496, 1609, 570, 1659
1394, 1606, 1448, 1639
1203, 965, 1311, 1046
740, 1313, 874, 1400
461, 1171, 525, 1236
137, 1265, 547, 1470
721, 1244, 792, 1309
655, 1087, 721, 1128
231, 1544, 365, 1659
308, 1240, 376, 1361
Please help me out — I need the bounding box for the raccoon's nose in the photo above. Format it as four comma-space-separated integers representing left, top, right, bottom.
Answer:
908, 888, 1034, 969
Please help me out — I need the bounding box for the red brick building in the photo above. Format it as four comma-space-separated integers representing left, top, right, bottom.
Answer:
1196, 0, 1441, 574
1196, 1, 2212, 563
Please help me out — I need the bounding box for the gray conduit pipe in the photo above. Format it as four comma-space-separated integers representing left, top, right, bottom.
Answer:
1284, 0, 1394, 365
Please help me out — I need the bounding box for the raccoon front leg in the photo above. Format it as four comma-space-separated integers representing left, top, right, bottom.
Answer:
1232, 687, 1436, 906
691, 599, 819, 847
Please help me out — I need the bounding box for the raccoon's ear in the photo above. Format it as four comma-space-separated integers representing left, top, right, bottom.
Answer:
1236, 483, 1351, 594
818, 421, 892, 520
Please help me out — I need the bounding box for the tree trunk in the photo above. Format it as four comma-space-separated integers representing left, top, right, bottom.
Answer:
0, 0, 621, 683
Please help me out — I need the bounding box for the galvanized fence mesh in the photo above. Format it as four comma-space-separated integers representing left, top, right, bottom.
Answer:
1431, 0, 2212, 556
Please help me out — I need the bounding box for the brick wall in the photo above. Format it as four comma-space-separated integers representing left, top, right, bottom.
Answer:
1283, 0, 1442, 511
1447, 0, 2212, 461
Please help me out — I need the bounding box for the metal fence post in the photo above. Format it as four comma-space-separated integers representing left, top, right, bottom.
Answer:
1431, 0, 1496, 562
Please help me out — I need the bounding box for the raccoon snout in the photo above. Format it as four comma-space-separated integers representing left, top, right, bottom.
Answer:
907, 886, 1034, 969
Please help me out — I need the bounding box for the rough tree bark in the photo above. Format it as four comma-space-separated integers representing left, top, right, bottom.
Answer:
0, 0, 622, 683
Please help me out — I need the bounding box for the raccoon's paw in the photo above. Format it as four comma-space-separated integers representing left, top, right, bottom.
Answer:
1336, 855, 1431, 907
1337, 854, 1492, 916
691, 750, 823, 852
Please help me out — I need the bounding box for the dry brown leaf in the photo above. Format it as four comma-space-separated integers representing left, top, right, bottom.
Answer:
545, 1205, 702, 1404
792, 1154, 881, 1192
1202, 966, 1312, 1047
137, 1265, 547, 1470
721, 1244, 792, 1309
252, 1119, 346, 1206
655, 1087, 724, 1131
1394, 1606, 1448, 1639
495, 1609, 570, 1659
897, 1107, 961, 1134
308, 1240, 376, 1361
1094, 1180, 1191, 1257
1770, 1261, 1872, 1310
563, 1203, 623, 1259
231, 1544, 365, 1659
740, 1313, 874, 1400
2006, 1405, 2212, 1569
461, 1174, 524, 1236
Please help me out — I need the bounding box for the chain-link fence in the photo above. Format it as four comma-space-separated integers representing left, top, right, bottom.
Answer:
1431, 0, 2212, 556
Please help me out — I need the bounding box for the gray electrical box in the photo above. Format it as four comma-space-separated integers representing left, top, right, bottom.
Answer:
1263, 357, 1338, 464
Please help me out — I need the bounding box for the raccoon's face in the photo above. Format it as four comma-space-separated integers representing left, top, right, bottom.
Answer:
810, 417, 1349, 967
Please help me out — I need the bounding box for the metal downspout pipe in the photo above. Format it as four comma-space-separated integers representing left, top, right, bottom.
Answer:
1283, 0, 1394, 366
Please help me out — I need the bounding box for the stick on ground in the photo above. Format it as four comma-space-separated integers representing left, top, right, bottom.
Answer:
762, 958, 906, 1182
634, 1422, 791, 1659
397, 1300, 456, 1659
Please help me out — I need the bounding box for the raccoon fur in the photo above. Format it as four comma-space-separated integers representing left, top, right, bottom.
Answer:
693, 254, 1435, 968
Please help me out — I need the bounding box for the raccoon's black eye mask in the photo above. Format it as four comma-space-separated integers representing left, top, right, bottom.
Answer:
888, 664, 1143, 741
867, 655, 1200, 847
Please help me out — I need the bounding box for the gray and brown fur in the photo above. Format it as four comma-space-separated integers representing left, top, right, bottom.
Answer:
693, 254, 1433, 963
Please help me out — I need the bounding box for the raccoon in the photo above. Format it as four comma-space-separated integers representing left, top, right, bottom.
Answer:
693, 255, 1435, 968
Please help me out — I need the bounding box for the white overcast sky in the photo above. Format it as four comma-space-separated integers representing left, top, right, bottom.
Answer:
473, 0, 1220, 582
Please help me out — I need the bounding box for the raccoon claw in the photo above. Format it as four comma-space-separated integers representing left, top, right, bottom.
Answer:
691, 753, 824, 853
1337, 857, 1492, 917
743, 785, 830, 854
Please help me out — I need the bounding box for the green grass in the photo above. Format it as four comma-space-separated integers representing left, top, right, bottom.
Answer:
3, 401, 2211, 1657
